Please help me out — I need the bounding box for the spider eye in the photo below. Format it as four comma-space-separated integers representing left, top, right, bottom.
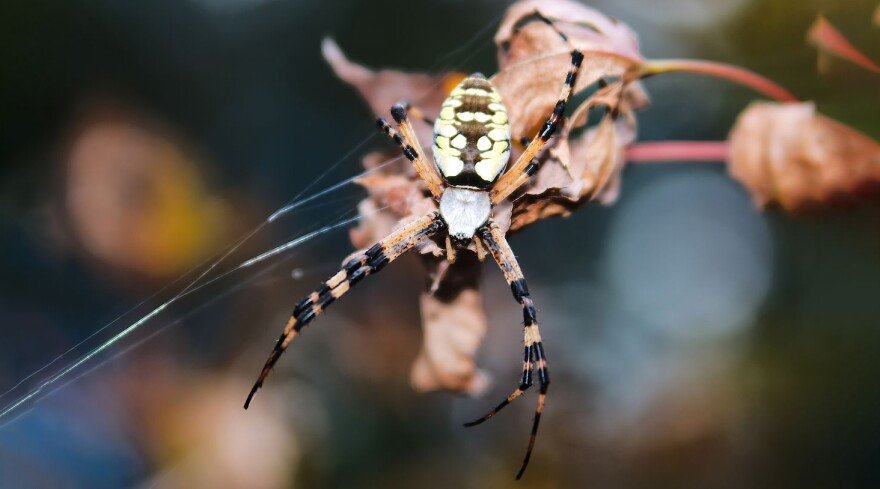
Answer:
432, 75, 511, 189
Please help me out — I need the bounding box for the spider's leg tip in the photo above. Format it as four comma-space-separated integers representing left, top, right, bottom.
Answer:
243, 384, 261, 410
463, 417, 486, 428
515, 459, 530, 480
390, 104, 407, 123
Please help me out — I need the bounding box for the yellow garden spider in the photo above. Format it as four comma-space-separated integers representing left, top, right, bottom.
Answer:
244, 15, 583, 479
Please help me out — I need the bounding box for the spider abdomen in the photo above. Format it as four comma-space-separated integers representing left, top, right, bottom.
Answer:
433, 74, 511, 189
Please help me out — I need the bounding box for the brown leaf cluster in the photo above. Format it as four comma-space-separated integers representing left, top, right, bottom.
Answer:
723, 14, 880, 211
492, 0, 648, 231
322, 0, 879, 393
324, 0, 648, 393
728, 102, 880, 211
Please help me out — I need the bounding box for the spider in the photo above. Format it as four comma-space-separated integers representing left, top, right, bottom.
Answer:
244, 15, 584, 479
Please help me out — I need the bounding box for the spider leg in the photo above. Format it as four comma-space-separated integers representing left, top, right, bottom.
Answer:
491, 15, 584, 205
245, 211, 445, 409
465, 220, 550, 480
395, 100, 435, 125
376, 102, 445, 198
445, 235, 457, 264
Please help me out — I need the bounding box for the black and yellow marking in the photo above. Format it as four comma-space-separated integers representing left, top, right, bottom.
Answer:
245, 212, 446, 409
376, 117, 418, 161
433, 74, 511, 189
465, 220, 550, 480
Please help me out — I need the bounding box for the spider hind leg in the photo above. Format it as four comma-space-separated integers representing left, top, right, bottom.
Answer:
244, 212, 444, 409
465, 221, 550, 480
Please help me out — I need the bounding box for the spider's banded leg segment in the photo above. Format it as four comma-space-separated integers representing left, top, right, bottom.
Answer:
466, 220, 549, 480
376, 103, 445, 198
389, 102, 444, 195
490, 45, 583, 204
245, 212, 445, 409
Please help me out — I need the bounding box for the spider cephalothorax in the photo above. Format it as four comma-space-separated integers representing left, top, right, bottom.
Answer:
245, 13, 584, 480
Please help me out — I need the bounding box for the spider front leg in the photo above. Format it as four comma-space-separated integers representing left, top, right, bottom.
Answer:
466, 220, 550, 480
244, 211, 445, 409
393, 100, 435, 125
491, 22, 584, 204
376, 101, 446, 199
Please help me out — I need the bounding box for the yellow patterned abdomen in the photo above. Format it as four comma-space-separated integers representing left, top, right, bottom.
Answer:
433, 74, 511, 189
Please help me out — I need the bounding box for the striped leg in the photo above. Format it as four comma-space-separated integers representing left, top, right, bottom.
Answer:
490, 18, 584, 205
465, 220, 549, 480
376, 101, 445, 198
244, 212, 445, 409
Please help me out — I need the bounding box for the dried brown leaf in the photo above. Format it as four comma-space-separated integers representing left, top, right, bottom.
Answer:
411, 255, 489, 394
492, 0, 645, 137
348, 152, 442, 258
495, 0, 644, 66
510, 113, 635, 231
492, 50, 640, 138
487, 0, 648, 231
322, 38, 465, 143
728, 102, 880, 211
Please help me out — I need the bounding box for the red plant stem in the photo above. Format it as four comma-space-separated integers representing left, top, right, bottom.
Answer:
643, 59, 799, 102
626, 141, 729, 163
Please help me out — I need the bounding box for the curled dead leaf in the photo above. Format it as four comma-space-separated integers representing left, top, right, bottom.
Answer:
495, 0, 644, 66
492, 0, 646, 138
511, 113, 635, 231
728, 101, 880, 211
411, 255, 490, 394
491, 0, 648, 231
492, 50, 641, 139
322, 38, 465, 144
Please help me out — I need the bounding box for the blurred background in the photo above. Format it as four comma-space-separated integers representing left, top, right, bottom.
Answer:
1, 0, 879, 488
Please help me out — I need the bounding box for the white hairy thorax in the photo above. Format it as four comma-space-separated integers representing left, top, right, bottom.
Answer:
439, 187, 492, 241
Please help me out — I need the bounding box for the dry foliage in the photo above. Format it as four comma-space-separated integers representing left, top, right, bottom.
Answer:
728, 102, 880, 211
325, 0, 648, 393
321, 0, 879, 392
726, 16, 880, 211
